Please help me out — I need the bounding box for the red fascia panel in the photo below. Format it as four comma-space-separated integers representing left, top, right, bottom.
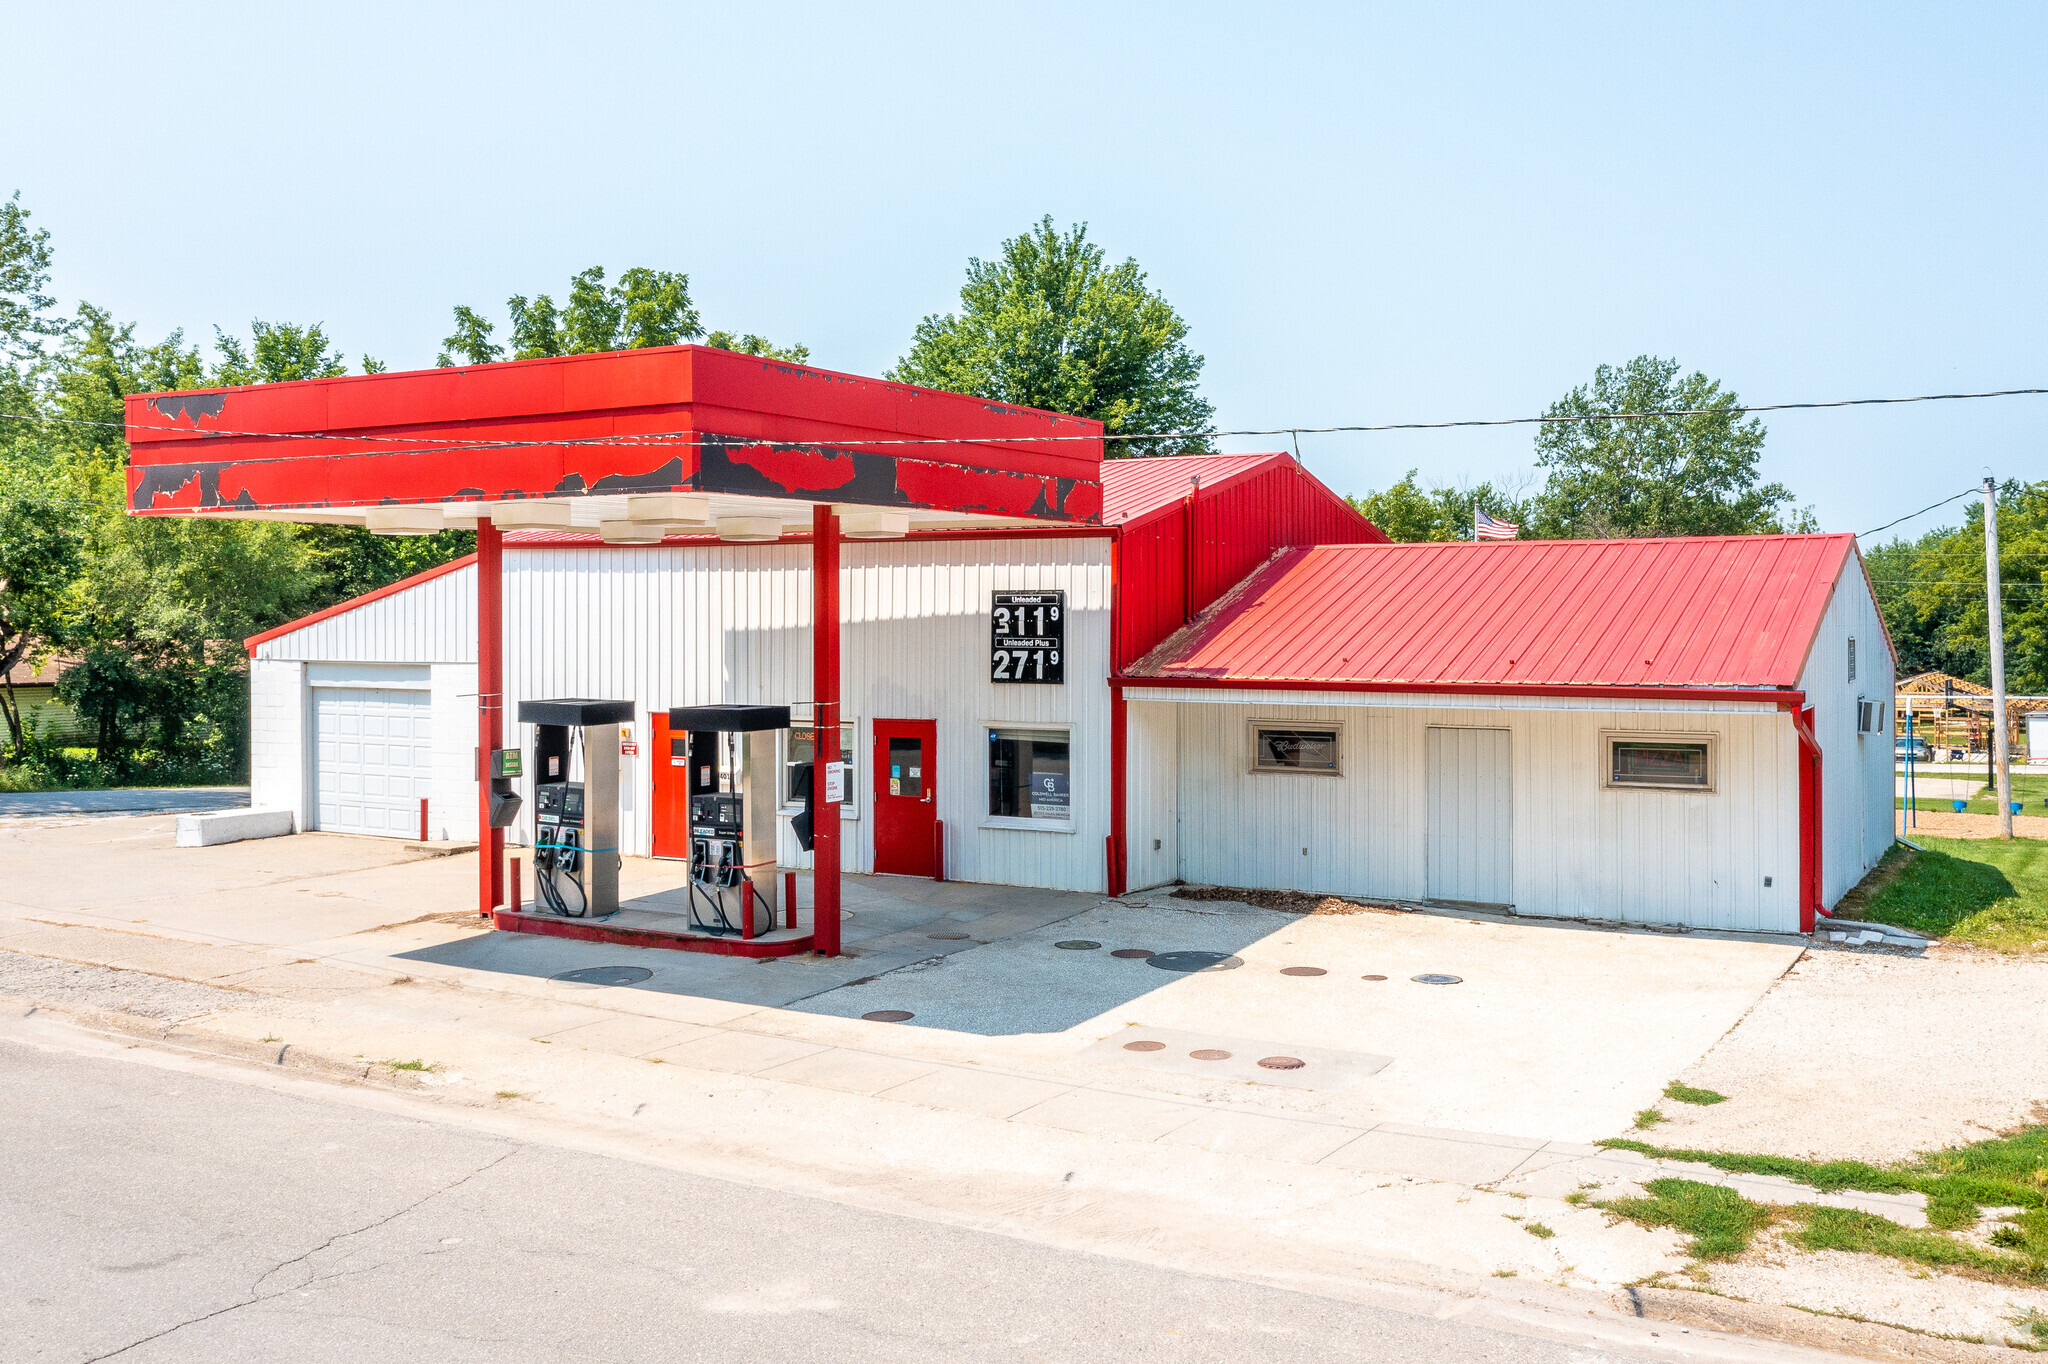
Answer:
498, 527, 1114, 548
1107, 454, 1385, 671
125, 346, 1103, 524
1114, 673, 1806, 710
1135, 536, 1856, 691
243, 552, 477, 656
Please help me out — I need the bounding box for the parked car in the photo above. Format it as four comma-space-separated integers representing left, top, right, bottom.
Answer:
1895, 736, 1932, 763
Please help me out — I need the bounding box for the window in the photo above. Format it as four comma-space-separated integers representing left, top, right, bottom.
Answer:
1249, 722, 1341, 774
784, 719, 856, 811
1847, 637, 1857, 683
1605, 735, 1714, 791
988, 727, 1071, 822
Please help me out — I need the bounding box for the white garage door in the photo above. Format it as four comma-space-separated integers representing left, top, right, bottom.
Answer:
313, 688, 431, 837
1426, 726, 1513, 906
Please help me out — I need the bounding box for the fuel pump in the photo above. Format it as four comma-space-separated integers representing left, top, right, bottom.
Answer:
516, 698, 633, 919
669, 704, 788, 936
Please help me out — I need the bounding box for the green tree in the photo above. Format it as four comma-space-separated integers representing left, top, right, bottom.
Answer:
704, 330, 810, 363
1349, 469, 1532, 542
890, 216, 1214, 457
0, 456, 85, 753
437, 305, 503, 366
0, 191, 61, 365
448, 266, 786, 366
1869, 480, 2047, 693
1525, 356, 1809, 538
212, 320, 349, 385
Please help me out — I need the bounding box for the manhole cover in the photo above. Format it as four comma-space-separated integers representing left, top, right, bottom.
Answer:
1123, 1039, 1166, 1052
1055, 940, 1102, 950
1279, 966, 1327, 977
1147, 951, 1244, 973
862, 1010, 914, 1022
1362, 974, 1388, 981
1258, 1056, 1306, 1070
1190, 1048, 1233, 1061
1412, 973, 1464, 985
1110, 948, 1155, 959
550, 966, 652, 986
928, 932, 969, 940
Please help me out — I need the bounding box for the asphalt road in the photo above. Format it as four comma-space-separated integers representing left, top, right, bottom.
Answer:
0, 1039, 1664, 1364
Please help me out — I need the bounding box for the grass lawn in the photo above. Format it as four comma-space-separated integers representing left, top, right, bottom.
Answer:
1837, 837, 2048, 953
1596, 1125, 2048, 1280
1897, 771, 2048, 816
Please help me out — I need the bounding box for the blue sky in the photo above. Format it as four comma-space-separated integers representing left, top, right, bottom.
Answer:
4, 2, 2042, 535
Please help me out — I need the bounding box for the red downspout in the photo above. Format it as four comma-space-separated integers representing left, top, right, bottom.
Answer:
476, 520, 504, 918
812, 505, 842, 956
1108, 532, 1127, 897
1792, 705, 1823, 933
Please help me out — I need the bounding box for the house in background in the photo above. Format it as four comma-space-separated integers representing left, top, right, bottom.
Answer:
1, 657, 88, 749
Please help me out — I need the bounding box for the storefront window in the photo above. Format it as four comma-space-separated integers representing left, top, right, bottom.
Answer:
786, 722, 856, 809
988, 728, 1071, 822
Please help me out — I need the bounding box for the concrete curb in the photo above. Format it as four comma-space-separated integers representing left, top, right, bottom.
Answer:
5, 996, 406, 1088
1619, 1286, 2019, 1361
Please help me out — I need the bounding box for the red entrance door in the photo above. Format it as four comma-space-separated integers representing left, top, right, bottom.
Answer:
650, 713, 690, 859
873, 719, 937, 877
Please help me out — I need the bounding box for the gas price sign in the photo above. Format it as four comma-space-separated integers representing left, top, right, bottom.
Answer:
991, 591, 1065, 685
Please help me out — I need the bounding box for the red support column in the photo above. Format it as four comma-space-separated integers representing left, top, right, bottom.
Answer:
477, 519, 505, 919
812, 505, 842, 955
1107, 533, 1128, 898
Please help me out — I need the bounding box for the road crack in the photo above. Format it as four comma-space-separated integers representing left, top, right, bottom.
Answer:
81, 1145, 519, 1361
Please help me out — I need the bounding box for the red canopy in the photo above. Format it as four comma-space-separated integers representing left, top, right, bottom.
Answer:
124, 345, 1103, 528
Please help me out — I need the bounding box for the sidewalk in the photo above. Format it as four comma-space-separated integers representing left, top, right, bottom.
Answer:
7, 815, 2044, 1353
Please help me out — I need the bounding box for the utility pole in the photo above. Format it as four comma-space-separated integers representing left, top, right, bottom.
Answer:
1985, 476, 2013, 839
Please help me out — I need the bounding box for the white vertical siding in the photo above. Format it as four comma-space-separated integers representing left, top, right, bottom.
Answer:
1170, 698, 1801, 932
1125, 700, 1179, 891
248, 658, 305, 829
491, 538, 1113, 891
1796, 559, 1896, 905
254, 564, 475, 664
841, 538, 1112, 893
429, 663, 479, 842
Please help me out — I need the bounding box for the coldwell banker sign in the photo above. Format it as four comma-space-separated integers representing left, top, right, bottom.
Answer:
1029, 770, 1069, 819
990, 591, 1065, 684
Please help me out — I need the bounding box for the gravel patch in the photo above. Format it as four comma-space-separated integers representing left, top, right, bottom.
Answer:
1702, 1234, 2048, 1348
0, 950, 257, 1023
1656, 945, 2048, 1161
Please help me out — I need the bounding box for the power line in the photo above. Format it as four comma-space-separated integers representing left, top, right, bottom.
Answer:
3, 382, 2047, 454
1857, 488, 1979, 539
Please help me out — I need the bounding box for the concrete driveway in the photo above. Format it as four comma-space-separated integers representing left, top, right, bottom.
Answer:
0, 816, 1803, 1142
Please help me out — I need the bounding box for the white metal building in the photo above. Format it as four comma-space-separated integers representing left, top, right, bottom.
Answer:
246, 461, 1893, 934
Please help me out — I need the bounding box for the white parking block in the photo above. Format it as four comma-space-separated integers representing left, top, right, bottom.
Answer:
175, 808, 295, 847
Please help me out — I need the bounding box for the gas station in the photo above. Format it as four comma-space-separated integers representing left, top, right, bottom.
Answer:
126, 345, 1106, 957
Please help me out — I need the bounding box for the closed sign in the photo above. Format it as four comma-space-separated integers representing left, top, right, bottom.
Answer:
991, 591, 1064, 685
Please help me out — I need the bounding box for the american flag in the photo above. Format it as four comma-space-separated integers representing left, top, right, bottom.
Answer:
1474, 509, 1520, 540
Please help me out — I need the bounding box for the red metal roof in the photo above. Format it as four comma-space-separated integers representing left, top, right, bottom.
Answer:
1099, 453, 1296, 525
1129, 534, 1863, 691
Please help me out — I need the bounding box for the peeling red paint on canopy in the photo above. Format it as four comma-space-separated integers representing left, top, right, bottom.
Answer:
123, 345, 1104, 525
